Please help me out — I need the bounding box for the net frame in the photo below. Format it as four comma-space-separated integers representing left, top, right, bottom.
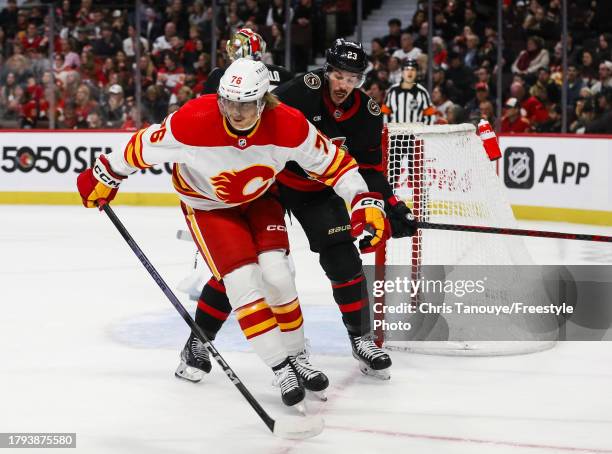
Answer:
375, 123, 557, 356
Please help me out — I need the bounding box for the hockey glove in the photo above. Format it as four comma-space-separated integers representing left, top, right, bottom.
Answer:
387, 195, 417, 238
77, 154, 125, 208
350, 192, 390, 253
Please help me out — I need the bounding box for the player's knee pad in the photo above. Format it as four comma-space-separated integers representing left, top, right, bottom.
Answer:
319, 241, 363, 282
223, 263, 266, 309
258, 249, 297, 306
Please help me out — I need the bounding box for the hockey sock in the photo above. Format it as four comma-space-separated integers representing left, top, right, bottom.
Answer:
195, 278, 232, 340
235, 299, 288, 367
331, 272, 371, 336
270, 298, 305, 356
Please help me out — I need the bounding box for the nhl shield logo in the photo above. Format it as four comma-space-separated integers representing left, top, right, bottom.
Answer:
238, 138, 247, 148
504, 147, 534, 189
304, 72, 321, 90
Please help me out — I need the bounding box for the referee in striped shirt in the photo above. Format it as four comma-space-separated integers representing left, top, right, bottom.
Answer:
383, 58, 435, 124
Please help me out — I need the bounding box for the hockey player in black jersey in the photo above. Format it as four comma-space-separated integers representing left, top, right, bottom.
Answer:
202, 28, 293, 94
178, 39, 416, 382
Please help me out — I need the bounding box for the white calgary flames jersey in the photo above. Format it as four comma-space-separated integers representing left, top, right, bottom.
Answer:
108, 94, 367, 210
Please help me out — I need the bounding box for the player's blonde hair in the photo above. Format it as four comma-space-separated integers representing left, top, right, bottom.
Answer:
264, 92, 280, 110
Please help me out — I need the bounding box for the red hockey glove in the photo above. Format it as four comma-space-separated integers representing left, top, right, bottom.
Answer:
350, 192, 390, 253
76, 154, 125, 208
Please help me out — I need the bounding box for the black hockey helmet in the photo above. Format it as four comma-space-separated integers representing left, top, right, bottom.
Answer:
325, 39, 368, 74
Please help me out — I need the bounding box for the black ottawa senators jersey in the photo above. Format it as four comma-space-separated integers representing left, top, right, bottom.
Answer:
273, 68, 384, 191
203, 63, 294, 94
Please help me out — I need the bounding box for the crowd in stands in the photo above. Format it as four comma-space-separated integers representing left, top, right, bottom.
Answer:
0, 0, 372, 129
1, 0, 611, 134
363, 0, 612, 134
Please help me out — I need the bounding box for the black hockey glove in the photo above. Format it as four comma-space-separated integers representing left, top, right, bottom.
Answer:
387, 196, 417, 238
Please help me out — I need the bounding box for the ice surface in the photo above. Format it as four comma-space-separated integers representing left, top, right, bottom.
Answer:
1, 205, 611, 454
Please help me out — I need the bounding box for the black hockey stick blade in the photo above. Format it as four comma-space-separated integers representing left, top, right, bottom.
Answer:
416, 221, 612, 243
100, 202, 323, 439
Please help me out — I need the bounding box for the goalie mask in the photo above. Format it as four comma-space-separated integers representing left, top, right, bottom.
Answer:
218, 58, 270, 130
226, 28, 266, 62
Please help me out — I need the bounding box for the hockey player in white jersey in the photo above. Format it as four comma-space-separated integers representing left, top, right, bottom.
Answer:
76, 58, 390, 409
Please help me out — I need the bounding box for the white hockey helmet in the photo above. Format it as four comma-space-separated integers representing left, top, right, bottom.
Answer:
218, 58, 270, 129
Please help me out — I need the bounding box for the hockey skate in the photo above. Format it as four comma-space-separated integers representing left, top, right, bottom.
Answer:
272, 359, 306, 413
350, 334, 392, 380
289, 349, 329, 401
175, 333, 212, 383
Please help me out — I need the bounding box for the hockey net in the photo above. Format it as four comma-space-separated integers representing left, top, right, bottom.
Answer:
374, 123, 557, 355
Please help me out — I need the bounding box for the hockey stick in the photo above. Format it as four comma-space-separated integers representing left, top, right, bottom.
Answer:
100, 203, 324, 440
416, 221, 612, 243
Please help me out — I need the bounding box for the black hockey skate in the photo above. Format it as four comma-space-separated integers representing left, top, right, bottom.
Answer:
350, 334, 392, 380
289, 349, 329, 401
272, 358, 306, 412
175, 333, 212, 383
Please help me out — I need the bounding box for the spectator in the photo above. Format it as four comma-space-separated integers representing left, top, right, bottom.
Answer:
74, 83, 98, 127
269, 22, 285, 66
21, 22, 43, 55
570, 97, 595, 134
566, 64, 584, 106
432, 36, 448, 70
579, 49, 598, 87
463, 34, 481, 70
405, 10, 426, 36
157, 50, 185, 90
535, 104, 562, 133
123, 24, 149, 58
535, 67, 560, 103
86, 109, 104, 129
266, 0, 292, 27
142, 7, 162, 44
92, 23, 122, 58
365, 79, 388, 107
388, 56, 402, 85
142, 84, 168, 124
465, 81, 491, 119
594, 33, 612, 65
446, 103, 466, 124
585, 90, 612, 134
153, 22, 177, 55
169, 84, 193, 108
370, 38, 386, 61
511, 36, 550, 79
591, 61, 612, 95
479, 100, 495, 125
413, 21, 429, 52
523, 83, 549, 126
392, 32, 421, 62
0, 0, 18, 38
501, 97, 530, 133
445, 51, 473, 105
431, 84, 453, 121
101, 84, 126, 128
381, 18, 402, 52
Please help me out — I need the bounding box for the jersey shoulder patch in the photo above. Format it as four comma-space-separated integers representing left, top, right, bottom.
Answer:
367, 98, 381, 116
303, 72, 321, 90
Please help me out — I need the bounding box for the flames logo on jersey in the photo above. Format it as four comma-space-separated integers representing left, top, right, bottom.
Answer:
211, 165, 276, 204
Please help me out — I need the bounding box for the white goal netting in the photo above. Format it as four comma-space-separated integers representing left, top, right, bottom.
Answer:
376, 123, 558, 355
